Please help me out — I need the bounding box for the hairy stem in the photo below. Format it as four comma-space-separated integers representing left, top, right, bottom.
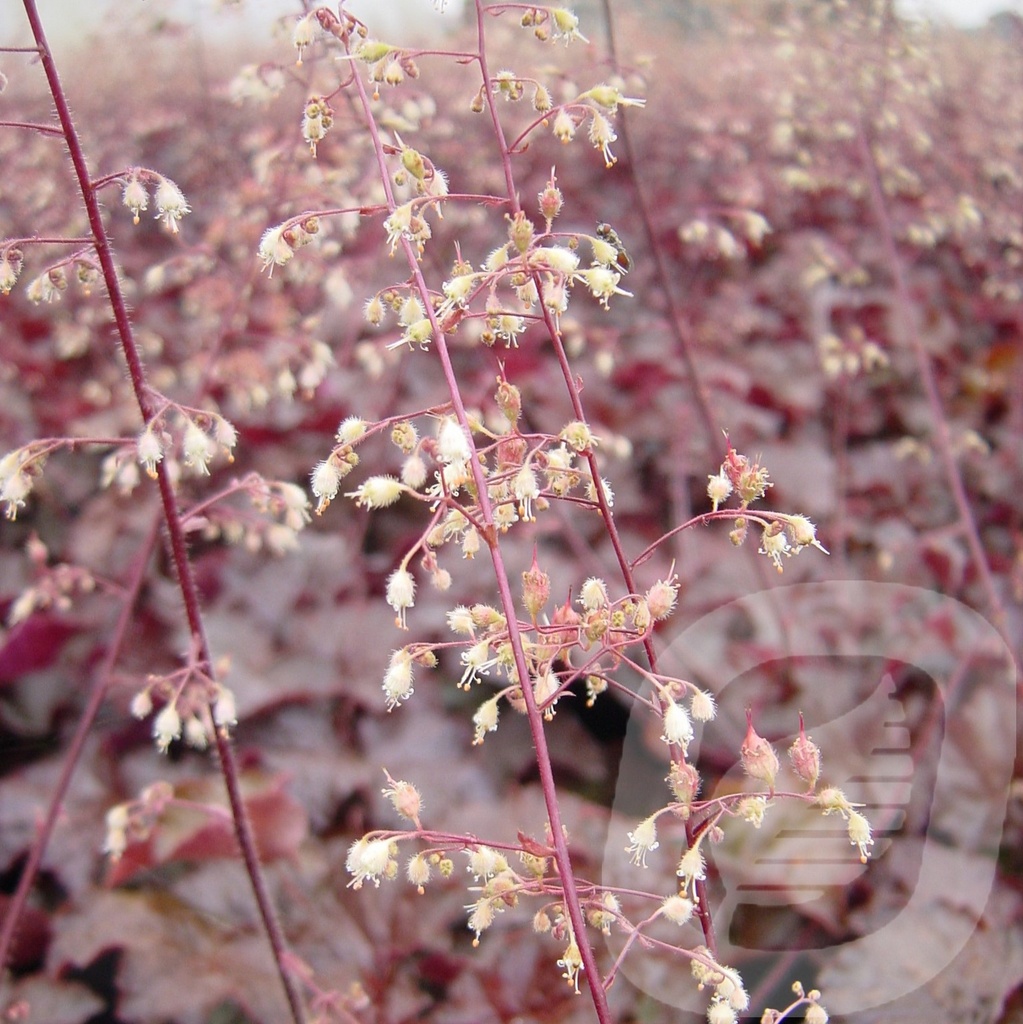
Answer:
0, 517, 158, 972
19, 3, 305, 1019
347, 32, 613, 1019
855, 115, 1011, 645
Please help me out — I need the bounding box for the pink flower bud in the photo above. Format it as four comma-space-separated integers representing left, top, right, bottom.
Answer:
788, 712, 821, 790
667, 759, 701, 807
522, 549, 550, 620
740, 709, 779, 792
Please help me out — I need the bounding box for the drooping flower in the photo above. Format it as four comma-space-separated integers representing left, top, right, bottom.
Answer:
626, 813, 659, 867
385, 567, 416, 629
153, 177, 190, 234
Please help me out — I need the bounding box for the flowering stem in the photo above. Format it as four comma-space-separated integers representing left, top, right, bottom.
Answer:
0, 515, 159, 973
855, 114, 1011, 646
474, 2, 519, 207
19, 3, 306, 1019
595, 0, 720, 449
346, 27, 612, 1019
536, 291, 720, 953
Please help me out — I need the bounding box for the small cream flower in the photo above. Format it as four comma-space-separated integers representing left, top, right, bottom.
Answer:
346, 475, 404, 509
661, 699, 694, 753
626, 813, 659, 867
122, 174, 148, 224
707, 471, 732, 511
182, 421, 215, 475
153, 177, 190, 233
759, 523, 790, 572
258, 224, 295, 275
472, 696, 500, 745
847, 810, 874, 863
383, 648, 414, 709
437, 418, 472, 465
311, 458, 343, 513
558, 940, 584, 992
153, 703, 182, 753
346, 837, 395, 889
577, 265, 631, 307
550, 7, 588, 44
292, 12, 317, 64
136, 427, 163, 478
676, 841, 706, 899
660, 894, 695, 925
587, 110, 618, 166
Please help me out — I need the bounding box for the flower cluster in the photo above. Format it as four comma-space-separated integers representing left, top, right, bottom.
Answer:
258, 216, 321, 275
130, 661, 238, 754
6, 534, 96, 626
103, 782, 174, 861
121, 170, 191, 233
705, 441, 828, 572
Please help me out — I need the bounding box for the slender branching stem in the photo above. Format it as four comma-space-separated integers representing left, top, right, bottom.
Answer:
19, 3, 306, 1019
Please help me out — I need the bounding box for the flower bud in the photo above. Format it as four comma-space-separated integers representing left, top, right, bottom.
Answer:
660, 894, 695, 925
508, 211, 535, 255
382, 771, 422, 825
740, 709, 779, 791
538, 172, 562, 226
729, 516, 748, 547
495, 378, 521, 424
667, 760, 701, 807
522, 550, 551, 620
645, 573, 679, 620
400, 145, 427, 181
788, 712, 821, 789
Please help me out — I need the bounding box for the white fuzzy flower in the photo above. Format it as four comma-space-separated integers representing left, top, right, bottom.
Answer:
182, 421, 215, 475
213, 685, 238, 728
707, 471, 732, 511
292, 12, 317, 64
529, 245, 579, 274
660, 894, 695, 925
626, 813, 659, 867
661, 698, 694, 753
122, 174, 148, 224
153, 703, 182, 752
154, 177, 190, 234
346, 475, 404, 509
513, 463, 539, 521
136, 427, 164, 479
437, 418, 472, 465
258, 224, 294, 275
346, 837, 394, 889
676, 841, 706, 899
385, 568, 416, 629
382, 648, 414, 709
310, 459, 342, 513
690, 688, 716, 722
472, 697, 500, 745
